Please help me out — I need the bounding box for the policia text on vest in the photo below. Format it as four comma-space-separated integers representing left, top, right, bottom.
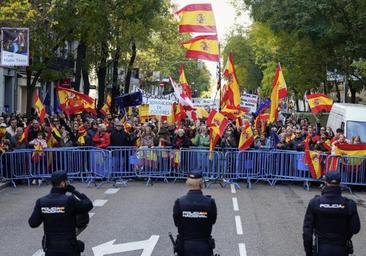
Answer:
29, 171, 93, 256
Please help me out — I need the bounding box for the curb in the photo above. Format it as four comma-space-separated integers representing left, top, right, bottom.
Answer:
0, 181, 10, 190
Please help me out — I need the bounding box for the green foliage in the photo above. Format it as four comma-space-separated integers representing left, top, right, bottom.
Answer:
232, 0, 366, 102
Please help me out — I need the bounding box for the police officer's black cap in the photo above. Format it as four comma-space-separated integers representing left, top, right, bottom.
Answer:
325, 172, 341, 185
188, 171, 202, 179
51, 171, 68, 183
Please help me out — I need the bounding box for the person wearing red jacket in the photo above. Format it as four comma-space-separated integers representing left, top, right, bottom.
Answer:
92, 124, 110, 149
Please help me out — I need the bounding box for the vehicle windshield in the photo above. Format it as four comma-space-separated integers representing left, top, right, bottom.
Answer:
346, 121, 366, 142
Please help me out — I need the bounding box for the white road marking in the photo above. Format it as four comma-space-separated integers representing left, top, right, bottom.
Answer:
230, 184, 236, 194
232, 197, 239, 211
93, 199, 108, 207
104, 188, 120, 194
92, 235, 159, 256
239, 243, 247, 256
89, 212, 96, 218
235, 215, 243, 235
32, 249, 45, 256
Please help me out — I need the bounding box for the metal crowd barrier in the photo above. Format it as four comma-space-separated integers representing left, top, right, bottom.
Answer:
0, 146, 365, 189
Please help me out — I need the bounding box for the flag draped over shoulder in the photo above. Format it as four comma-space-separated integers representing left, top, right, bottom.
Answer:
56, 87, 95, 115
176, 3, 217, 33
306, 93, 333, 113
179, 65, 193, 99
100, 93, 112, 116
239, 124, 254, 151
34, 95, 46, 123
269, 63, 287, 123
304, 136, 322, 179
222, 52, 241, 107
182, 35, 219, 62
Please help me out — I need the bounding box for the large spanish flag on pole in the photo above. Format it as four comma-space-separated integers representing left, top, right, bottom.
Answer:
57, 87, 96, 115
34, 95, 46, 123
239, 124, 254, 151
222, 52, 241, 107
176, 4, 217, 33
179, 65, 193, 99
306, 93, 333, 113
269, 63, 287, 123
182, 35, 219, 62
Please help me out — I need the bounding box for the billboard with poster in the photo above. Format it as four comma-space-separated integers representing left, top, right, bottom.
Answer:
1, 28, 29, 66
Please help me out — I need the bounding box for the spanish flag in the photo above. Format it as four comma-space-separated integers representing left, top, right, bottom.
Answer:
306, 93, 333, 113
18, 124, 30, 144
207, 110, 229, 152
57, 87, 96, 115
34, 95, 46, 123
179, 65, 192, 99
182, 35, 219, 62
100, 93, 112, 116
222, 52, 241, 107
221, 105, 248, 120
269, 63, 286, 123
254, 113, 270, 132
335, 144, 366, 157
176, 3, 216, 33
239, 124, 254, 151
304, 136, 322, 179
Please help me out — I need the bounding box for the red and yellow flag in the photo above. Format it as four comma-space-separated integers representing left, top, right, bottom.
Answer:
176, 3, 216, 33
254, 113, 270, 132
179, 65, 193, 99
32, 143, 44, 163
304, 135, 322, 179
182, 35, 219, 62
34, 95, 46, 123
221, 105, 248, 120
335, 144, 366, 157
207, 110, 229, 152
222, 52, 241, 107
18, 124, 30, 144
57, 87, 96, 115
306, 93, 333, 113
239, 124, 254, 151
269, 63, 287, 123
100, 93, 112, 116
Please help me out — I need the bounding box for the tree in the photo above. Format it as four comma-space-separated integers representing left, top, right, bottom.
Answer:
235, 0, 366, 102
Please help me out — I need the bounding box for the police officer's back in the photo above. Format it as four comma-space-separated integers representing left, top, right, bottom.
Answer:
173, 171, 217, 256
29, 171, 93, 256
303, 172, 360, 256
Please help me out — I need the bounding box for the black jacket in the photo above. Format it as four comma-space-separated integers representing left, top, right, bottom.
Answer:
29, 187, 93, 255
110, 129, 131, 147
303, 186, 360, 256
173, 190, 217, 240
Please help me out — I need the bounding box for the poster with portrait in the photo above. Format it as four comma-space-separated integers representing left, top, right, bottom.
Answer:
1, 28, 29, 66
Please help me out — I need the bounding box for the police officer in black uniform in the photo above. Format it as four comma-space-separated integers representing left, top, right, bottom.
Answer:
303, 172, 360, 256
173, 171, 217, 256
29, 171, 93, 256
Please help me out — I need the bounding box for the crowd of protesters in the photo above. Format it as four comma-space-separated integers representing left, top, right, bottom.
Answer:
0, 110, 361, 155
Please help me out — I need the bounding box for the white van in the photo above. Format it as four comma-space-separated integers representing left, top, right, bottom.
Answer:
327, 103, 366, 141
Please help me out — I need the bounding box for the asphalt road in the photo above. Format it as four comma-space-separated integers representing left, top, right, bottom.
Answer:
0, 181, 365, 256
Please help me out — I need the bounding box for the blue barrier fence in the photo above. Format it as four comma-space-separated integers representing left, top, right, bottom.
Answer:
0, 147, 365, 188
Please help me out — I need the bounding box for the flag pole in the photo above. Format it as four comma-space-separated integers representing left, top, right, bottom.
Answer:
218, 43, 222, 111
